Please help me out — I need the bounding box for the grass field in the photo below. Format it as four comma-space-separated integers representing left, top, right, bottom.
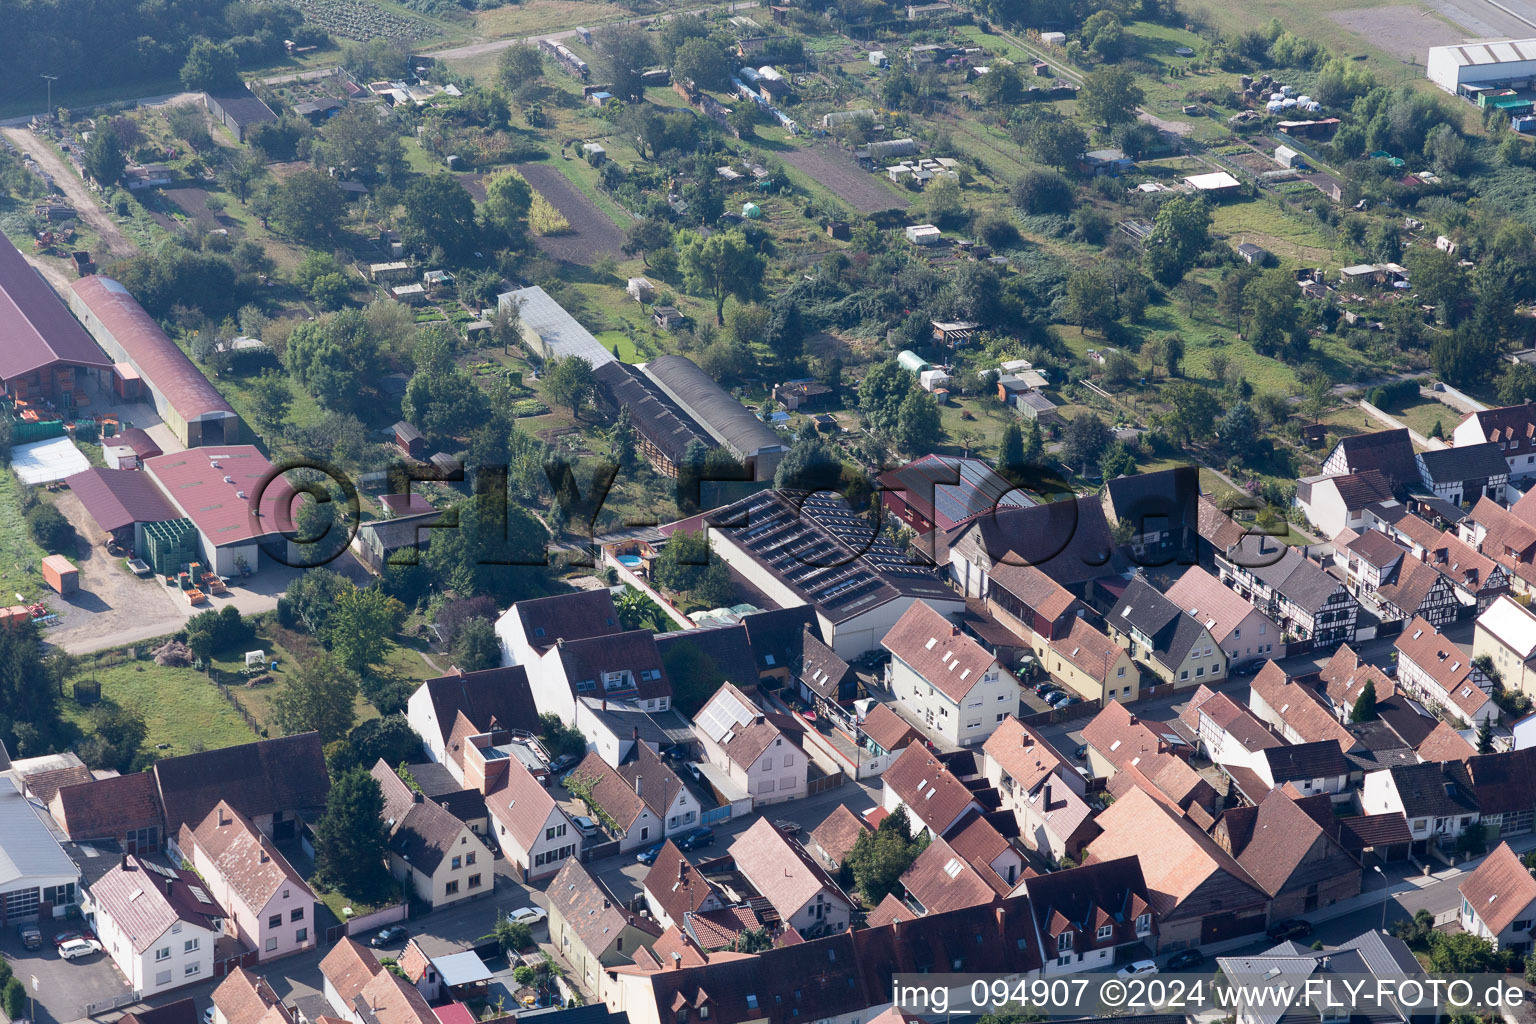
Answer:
474, 0, 631, 39
0, 470, 49, 603
61, 661, 258, 756
1211, 198, 1354, 268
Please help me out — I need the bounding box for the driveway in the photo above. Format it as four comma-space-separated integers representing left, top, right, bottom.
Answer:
0, 126, 139, 259
0, 929, 133, 1024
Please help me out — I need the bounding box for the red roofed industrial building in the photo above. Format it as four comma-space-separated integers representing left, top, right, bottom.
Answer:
0, 227, 112, 409
143, 447, 297, 576
70, 276, 239, 447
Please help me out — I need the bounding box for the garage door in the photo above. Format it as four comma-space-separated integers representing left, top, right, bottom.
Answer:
1200, 911, 1266, 944
3, 886, 41, 921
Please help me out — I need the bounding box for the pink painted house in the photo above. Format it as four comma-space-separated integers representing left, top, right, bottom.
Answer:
174, 800, 316, 961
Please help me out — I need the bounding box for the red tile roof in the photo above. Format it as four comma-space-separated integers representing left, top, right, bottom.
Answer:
1395, 616, 1493, 719
64, 467, 179, 535
808, 805, 871, 867
729, 818, 850, 921
212, 968, 295, 1024
89, 856, 224, 953
180, 801, 311, 916
142, 447, 299, 548
899, 837, 999, 914
858, 703, 922, 754
882, 745, 982, 836
982, 716, 1070, 793
1459, 842, 1536, 936
485, 757, 562, 854
1082, 701, 1171, 771
883, 601, 1000, 702
1164, 566, 1265, 646
319, 938, 383, 1007
1047, 618, 1124, 684
49, 769, 164, 840
1250, 662, 1356, 752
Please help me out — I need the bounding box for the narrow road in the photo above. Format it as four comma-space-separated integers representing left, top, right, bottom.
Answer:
2, 126, 139, 258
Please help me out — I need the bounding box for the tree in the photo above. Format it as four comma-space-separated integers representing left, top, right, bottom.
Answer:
1099, 440, 1136, 480
328, 587, 406, 675
3, 979, 24, 1022
975, 64, 1026, 107
403, 328, 492, 441
598, 25, 655, 101
673, 37, 731, 90
312, 768, 393, 900
660, 635, 731, 716
218, 150, 265, 204
844, 806, 927, 904
1163, 381, 1221, 444
319, 105, 402, 182
616, 588, 667, 632
77, 705, 148, 774
1143, 195, 1212, 286
482, 169, 533, 247
1012, 168, 1074, 214
331, 716, 427, 776
1218, 401, 1260, 459
83, 127, 126, 187
1078, 66, 1143, 127
1024, 118, 1088, 170
1497, 363, 1536, 406
729, 928, 772, 953
1429, 931, 1503, 974
1065, 267, 1118, 335
1000, 422, 1026, 474
678, 230, 764, 323
402, 174, 478, 259
1021, 417, 1044, 466
26, 504, 75, 552
273, 651, 359, 743
490, 917, 534, 956
895, 389, 943, 454
451, 618, 501, 672
284, 309, 380, 413
423, 488, 547, 601
497, 44, 544, 93
775, 431, 844, 492
1059, 414, 1107, 472
544, 356, 598, 419
1081, 9, 1126, 60
539, 713, 589, 762
1241, 269, 1304, 357
269, 169, 346, 242
1477, 718, 1495, 754
1352, 679, 1378, 722
181, 38, 240, 92
859, 360, 913, 434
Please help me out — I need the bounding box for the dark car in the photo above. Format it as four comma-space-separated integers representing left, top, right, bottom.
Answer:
1266, 919, 1313, 942
1033, 681, 1059, 696
1166, 949, 1206, 971
19, 923, 42, 950
677, 827, 715, 851
548, 753, 578, 773
635, 843, 665, 866
371, 925, 409, 947
1073, 743, 1088, 761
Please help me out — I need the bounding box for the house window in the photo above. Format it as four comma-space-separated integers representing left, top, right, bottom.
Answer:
156, 970, 172, 987
762, 756, 774, 770
1058, 933, 1073, 952
700, 1007, 711, 1020
296, 928, 308, 943
185, 938, 199, 952
43, 883, 76, 906
997, 713, 1007, 722
446, 880, 460, 895
452, 856, 462, 870
186, 963, 201, 977
1117, 667, 1125, 677
1196, 667, 1204, 677
1136, 914, 1151, 934
469, 874, 482, 889
1097, 924, 1113, 940
283, 889, 291, 899
641, 826, 650, 840
269, 914, 282, 928
1515, 920, 1532, 932
265, 937, 278, 951
155, 947, 170, 962
783, 753, 793, 765
291, 908, 304, 922
1180, 670, 1189, 680
466, 852, 476, 866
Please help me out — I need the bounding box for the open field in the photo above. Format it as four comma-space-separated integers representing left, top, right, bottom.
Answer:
61, 661, 259, 757
516, 160, 626, 262
1328, 5, 1470, 63
779, 146, 910, 213
474, 0, 631, 39
1211, 198, 1354, 268
0, 469, 49, 602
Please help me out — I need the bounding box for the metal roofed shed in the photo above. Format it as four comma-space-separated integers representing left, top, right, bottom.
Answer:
65, 467, 179, 549
0, 226, 113, 410
640, 355, 788, 481
1183, 170, 1242, 193
69, 277, 239, 448
433, 950, 495, 988
142, 446, 299, 576
12, 435, 90, 485
1428, 38, 1536, 94
203, 87, 278, 142
498, 285, 615, 368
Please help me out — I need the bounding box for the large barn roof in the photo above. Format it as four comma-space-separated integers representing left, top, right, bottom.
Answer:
642, 355, 785, 459
0, 228, 112, 382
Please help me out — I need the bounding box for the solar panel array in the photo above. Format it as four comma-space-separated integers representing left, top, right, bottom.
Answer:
709, 489, 951, 622
696, 684, 755, 742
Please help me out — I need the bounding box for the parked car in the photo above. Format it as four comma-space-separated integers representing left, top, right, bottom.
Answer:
571, 815, 600, 837
1033, 681, 1060, 697
1058, 696, 1082, 707
636, 843, 665, 865
1266, 919, 1313, 941
677, 826, 714, 851
19, 923, 41, 950
371, 925, 409, 947
59, 938, 102, 961
203, 1007, 217, 1024
549, 754, 579, 773
509, 907, 547, 927
1073, 743, 1088, 761
774, 820, 801, 835
54, 929, 94, 947
1045, 691, 1073, 708
1117, 960, 1159, 980
1165, 949, 1205, 971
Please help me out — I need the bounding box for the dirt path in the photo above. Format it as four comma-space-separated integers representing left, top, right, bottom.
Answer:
2, 126, 139, 258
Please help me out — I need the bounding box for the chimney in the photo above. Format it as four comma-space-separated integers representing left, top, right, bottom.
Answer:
995, 905, 1006, 934
603, 898, 611, 909
165, 878, 175, 897
413, 791, 424, 803
218, 806, 232, 827
952, 625, 960, 637
121, 853, 129, 871
635, 775, 643, 799
1128, 714, 1138, 725
633, 726, 640, 742
1043, 782, 1053, 810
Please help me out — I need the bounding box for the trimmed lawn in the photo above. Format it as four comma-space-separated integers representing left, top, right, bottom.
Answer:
1211, 198, 1356, 269
61, 661, 257, 756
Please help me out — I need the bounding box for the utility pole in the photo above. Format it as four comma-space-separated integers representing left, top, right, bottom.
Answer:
40, 74, 58, 120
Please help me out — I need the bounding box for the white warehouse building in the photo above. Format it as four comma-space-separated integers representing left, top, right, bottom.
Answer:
1427, 38, 1536, 95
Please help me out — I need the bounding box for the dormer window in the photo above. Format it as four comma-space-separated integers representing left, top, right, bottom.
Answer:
1058, 933, 1073, 952
1097, 924, 1113, 940
746, 995, 759, 1010
1136, 913, 1151, 934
